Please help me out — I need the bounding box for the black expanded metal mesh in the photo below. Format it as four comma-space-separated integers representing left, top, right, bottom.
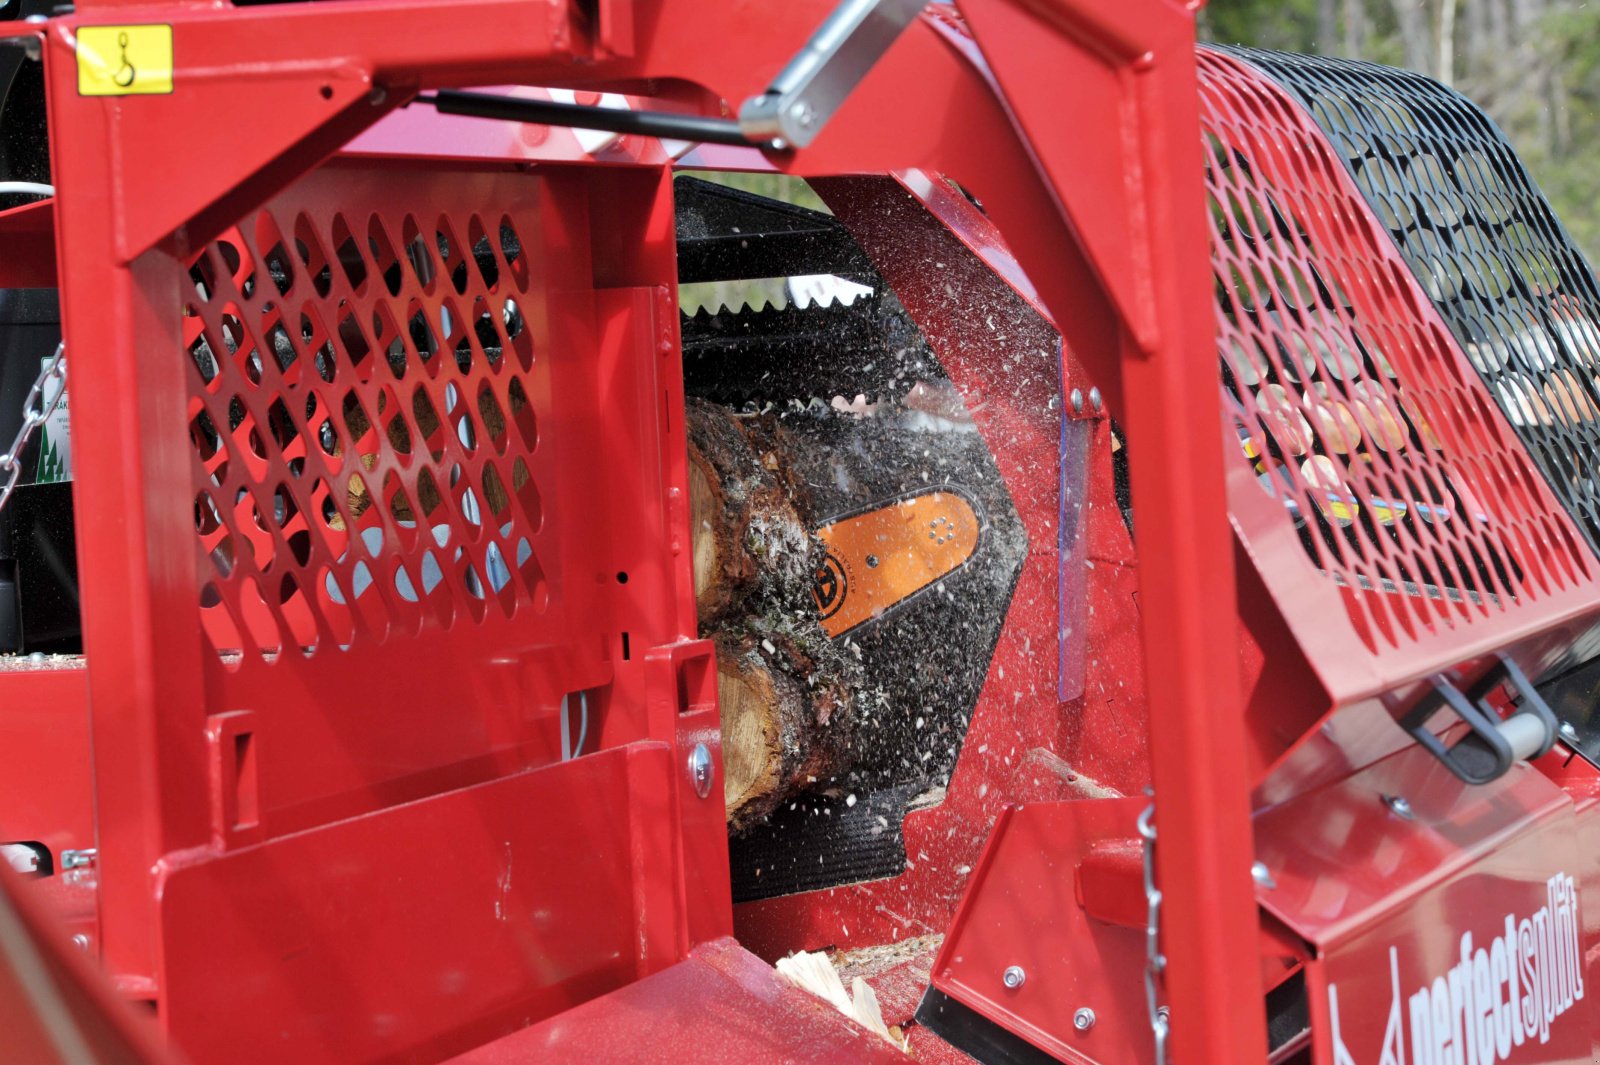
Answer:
1224, 45, 1600, 556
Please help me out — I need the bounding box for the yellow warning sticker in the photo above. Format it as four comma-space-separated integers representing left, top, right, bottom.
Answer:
76, 25, 172, 97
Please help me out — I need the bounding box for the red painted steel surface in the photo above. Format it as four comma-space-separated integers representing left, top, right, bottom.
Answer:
733, 173, 1153, 961
931, 797, 1156, 1065
2, 1, 1522, 1063
932, 6, 1273, 1054
1256, 742, 1600, 1063
159, 745, 685, 1063
1199, 51, 1600, 775
446, 936, 909, 1064
0, 862, 174, 1065
41, 28, 737, 1048
0, 668, 92, 865
0, 198, 57, 288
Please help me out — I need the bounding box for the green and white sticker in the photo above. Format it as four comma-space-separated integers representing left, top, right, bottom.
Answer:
35, 356, 69, 483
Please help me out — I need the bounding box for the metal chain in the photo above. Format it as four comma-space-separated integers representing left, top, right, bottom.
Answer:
0, 342, 66, 515
1138, 803, 1170, 1065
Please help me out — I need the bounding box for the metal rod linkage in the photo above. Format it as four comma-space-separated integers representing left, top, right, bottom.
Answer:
415, 90, 769, 148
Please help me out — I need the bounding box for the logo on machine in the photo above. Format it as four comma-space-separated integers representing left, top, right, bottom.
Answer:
813, 552, 848, 621
1327, 873, 1585, 1064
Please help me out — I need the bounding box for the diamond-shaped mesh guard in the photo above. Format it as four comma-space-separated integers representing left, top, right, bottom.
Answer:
1197, 49, 1593, 654
186, 172, 544, 663
1227, 45, 1600, 558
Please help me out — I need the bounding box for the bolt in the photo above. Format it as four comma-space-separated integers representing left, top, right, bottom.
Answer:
1001, 965, 1026, 989
866, 555, 879, 568
789, 101, 816, 129
1251, 860, 1276, 889
1383, 794, 1414, 821
1073, 1007, 1096, 1032
1089, 386, 1103, 411
71, 934, 89, 952
1561, 721, 1579, 741
60, 848, 96, 871
688, 742, 713, 799
1070, 389, 1084, 414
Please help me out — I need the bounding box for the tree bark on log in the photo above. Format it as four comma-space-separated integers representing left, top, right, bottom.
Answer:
685, 399, 864, 831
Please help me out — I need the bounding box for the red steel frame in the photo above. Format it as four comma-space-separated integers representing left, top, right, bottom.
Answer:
0, 0, 1270, 1060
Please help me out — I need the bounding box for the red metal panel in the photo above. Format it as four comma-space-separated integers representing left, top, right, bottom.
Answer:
1198, 51, 1600, 740
156, 743, 681, 1064
0, 862, 174, 1065
1258, 742, 1599, 1064
929, 797, 1159, 1065
25, 3, 1284, 1061
446, 936, 908, 1064
0, 667, 92, 863
734, 174, 1153, 960
185, 165, 573, 834
0, 667, 96, 946
0, 199, 57, 288
939, 5, 1271, 1058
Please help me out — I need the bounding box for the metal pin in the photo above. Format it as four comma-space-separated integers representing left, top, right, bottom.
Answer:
688, 744, 713, 799
1382, 794, 1414, 820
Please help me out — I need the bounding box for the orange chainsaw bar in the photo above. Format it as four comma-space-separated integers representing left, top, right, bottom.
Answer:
812, 489, 981, 638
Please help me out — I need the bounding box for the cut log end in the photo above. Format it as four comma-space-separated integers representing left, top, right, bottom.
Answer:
688, 398, 864, 831
719, 655, 782, 826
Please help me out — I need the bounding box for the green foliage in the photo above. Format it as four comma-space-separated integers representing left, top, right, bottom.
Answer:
676, 172, 832, 313
1203, 0, 1600, 265
1202, 0, 1318, 51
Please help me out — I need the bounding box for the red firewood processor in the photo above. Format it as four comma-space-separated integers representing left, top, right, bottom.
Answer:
1, 1, 1598, 1063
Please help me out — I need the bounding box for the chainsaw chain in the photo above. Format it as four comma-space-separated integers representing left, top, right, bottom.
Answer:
680, 295, 943, 406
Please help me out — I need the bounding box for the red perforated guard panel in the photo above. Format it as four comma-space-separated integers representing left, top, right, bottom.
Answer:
182, 164, 685, 836
1199, 50, 1600, 704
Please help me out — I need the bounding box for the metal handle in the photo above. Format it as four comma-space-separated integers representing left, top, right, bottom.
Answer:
737, 0, 928, 148
1401, 654, 1556, 785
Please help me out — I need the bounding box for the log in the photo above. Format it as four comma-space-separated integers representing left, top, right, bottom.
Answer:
716, 631, 859, 831
686, 399, 864, 830
686, 398, 812, 625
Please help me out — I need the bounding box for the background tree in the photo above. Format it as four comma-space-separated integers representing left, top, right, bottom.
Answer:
1203, 0, 1600, 259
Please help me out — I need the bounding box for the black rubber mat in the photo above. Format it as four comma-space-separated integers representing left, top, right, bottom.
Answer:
729, 782, 923, 904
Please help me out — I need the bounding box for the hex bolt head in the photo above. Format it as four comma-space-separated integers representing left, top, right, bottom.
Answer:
1383, 794, 1414, 820
1073, 1007, 1096, 1032
1001, 965, 1026, 990
688, 743, 713, 799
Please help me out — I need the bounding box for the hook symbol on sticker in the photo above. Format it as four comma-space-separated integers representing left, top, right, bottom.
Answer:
112, 31, 136, 88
